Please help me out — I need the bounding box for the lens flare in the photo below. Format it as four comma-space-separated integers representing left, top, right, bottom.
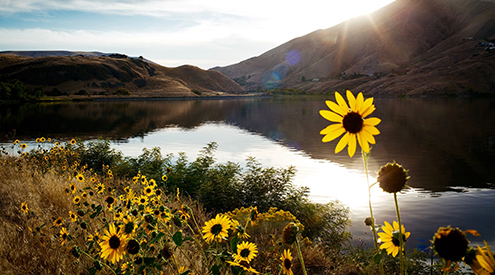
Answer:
286, 49, 301, 66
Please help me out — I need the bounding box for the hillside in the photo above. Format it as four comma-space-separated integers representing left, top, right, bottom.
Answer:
211, 0, 495, 96
0, 53, 244, 97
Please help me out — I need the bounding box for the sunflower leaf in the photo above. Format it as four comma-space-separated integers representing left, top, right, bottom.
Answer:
231, 237, 240, 253
373, 249, 387, 264
149, 232, 165, 245
211, 264, 221, 275
172, 231, 183, 247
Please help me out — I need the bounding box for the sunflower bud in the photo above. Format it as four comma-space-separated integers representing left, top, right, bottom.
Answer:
161, 244, 172, 259
433, 226, 469, 262
282, 222, 300, 245
126, 239, 140, 255
71, 246, 81, 258
364, 217, 373, 227
93, 260, 103, 270
377, 162, 409, 193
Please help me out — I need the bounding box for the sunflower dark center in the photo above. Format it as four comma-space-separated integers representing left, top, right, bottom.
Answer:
240, 248, 250, 258
211, 224, 223, 235
284, 258, 292, 269
62, 233, 68, 239
105, 196, 115, 204
146, 188, 152, 193
342, 112, 363, 134
109, 235, 121, 249
127, 239, 140, 254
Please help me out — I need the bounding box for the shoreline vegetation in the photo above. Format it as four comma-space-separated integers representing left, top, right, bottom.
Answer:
0, 138, 467, 274
2, 78, 495, 105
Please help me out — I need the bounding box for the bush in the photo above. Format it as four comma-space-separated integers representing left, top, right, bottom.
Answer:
113, 88, 131, 95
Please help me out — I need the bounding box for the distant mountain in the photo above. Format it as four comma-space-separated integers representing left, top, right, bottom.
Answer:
211, 0, 495, 96
0, 52, 244, 97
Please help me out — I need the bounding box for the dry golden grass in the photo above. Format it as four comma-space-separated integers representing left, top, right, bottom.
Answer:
0, 162, 86, 274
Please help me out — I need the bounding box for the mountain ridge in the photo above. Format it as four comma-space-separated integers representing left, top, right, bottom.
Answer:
211, 0, 495, 96
0, 52, 244, 97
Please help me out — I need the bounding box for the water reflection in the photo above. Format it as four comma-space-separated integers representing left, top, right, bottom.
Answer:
2, 96, 495, 249
2, 97, 495, 192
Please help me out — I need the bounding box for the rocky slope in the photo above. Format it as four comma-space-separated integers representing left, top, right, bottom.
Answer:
0, 53, 244, 97
211, 0, 495, 96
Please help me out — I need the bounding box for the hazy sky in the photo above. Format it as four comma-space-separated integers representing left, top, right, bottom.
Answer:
0, 0, 395, 69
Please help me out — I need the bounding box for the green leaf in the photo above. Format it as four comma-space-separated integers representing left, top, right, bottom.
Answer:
172, 231, 183, 247
211, 264, 221, 275
149, 232, 165, 245
373, 249, 387, 264
144, 257, 155, 265
231, 237, 240, 253
88, 267, 96, 275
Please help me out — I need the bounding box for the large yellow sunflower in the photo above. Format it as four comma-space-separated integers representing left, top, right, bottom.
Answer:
378, 221, 410, 257
202, 214, 232, 243
234, 241, 258, 263
319, 90, 381, 157
99, 223, 129, 264
280, 249, 294, 275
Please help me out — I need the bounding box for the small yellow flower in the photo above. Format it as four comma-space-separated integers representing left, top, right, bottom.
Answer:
70, 139, 76, 145
202, 214, 232, 243
280, 249, 294, 275
69, 211, 77, 222
59, 227, 69, 246
99, 223, 129, 264
378, 221, 410, 257
76, 174, 85, 182
21, 202, 29, 213
476, 241, 495, 273
53, 217, 64, 227
20, 143, 27, 149
319, 90, 380, 157
234, 241, 258, 263
73, 196, 81, 204
226, 260, 259, 274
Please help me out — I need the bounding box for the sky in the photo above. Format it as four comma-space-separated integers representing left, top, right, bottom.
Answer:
0, 0, 395, 69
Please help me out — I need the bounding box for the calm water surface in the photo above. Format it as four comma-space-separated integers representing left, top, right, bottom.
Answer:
2, 96, 495, 250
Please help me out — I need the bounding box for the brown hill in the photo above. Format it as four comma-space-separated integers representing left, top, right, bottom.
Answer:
211, 0, 495, 96
0, 53, 244, 97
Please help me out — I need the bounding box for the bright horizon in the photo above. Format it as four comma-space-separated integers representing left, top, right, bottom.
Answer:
0, 0, 395, 69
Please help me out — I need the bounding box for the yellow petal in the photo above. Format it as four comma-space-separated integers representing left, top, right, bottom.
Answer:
391, 247, 399, 257
346, 90, 357, 112
320, 123, 343, 135
361, 128, 377, 144
383, 221, 392, 232
347, 134, 357, 157
355, 92, 364, 112
360, 98, 375, 118
335, 92, 349, 112
357, 133, 370, 153
320, 110, 342, 122
326, 100, 348, 117
363, 125, 380, 136
393, 221, 399, 231
322, 127, 346, 143
335, 132, 350, 154
364, 117, 381, 127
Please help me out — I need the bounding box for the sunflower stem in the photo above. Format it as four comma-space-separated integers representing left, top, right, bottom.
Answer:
394, 192, 406, 275
362, 151, 379, 252
295, 238, 308, 275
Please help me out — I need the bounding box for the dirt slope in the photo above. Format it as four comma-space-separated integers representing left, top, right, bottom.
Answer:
211, 0, 495, 96
0, 54, 244, 97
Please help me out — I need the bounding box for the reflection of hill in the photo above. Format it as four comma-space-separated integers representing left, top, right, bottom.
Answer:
0, 99, 249, 141
2, 97, 494, 192
221, 97, 495, 192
